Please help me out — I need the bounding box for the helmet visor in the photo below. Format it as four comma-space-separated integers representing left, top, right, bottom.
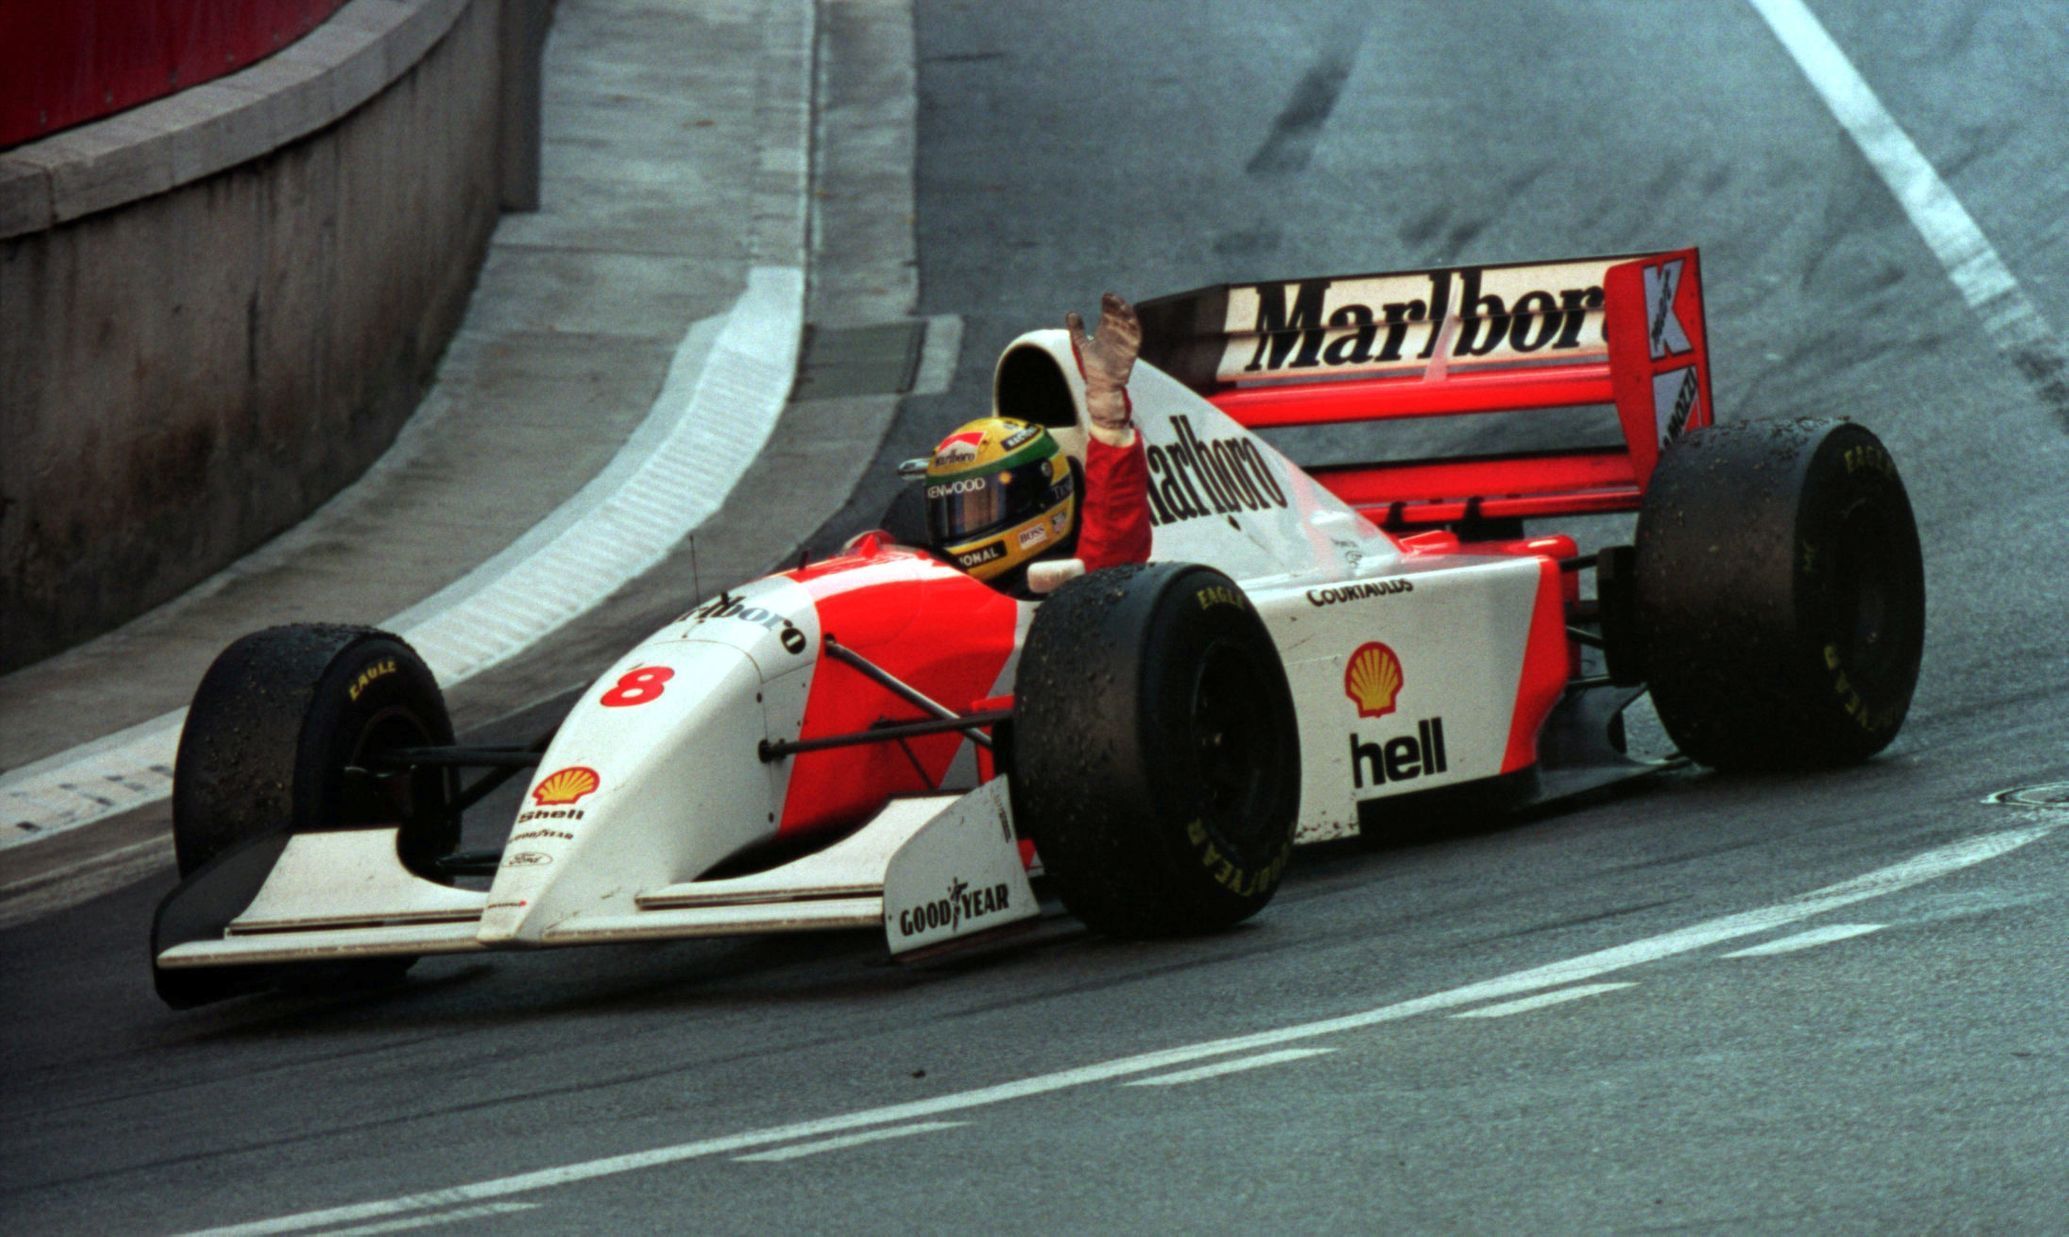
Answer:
926, 463, 1066, 545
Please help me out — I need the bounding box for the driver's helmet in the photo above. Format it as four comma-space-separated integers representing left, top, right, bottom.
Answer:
924, 417, 1076, 582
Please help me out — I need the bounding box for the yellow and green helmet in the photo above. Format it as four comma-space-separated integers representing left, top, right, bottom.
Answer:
924, 417, 1076, 582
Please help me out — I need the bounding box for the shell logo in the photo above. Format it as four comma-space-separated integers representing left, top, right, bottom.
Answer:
1343, 642, 1404, 719
531, 766, 601, 806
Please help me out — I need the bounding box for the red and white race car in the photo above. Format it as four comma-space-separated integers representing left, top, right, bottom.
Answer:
152, 249, 1925, 1006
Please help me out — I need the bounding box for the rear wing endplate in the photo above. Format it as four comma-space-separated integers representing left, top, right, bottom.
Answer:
1135, 249, 1715, 528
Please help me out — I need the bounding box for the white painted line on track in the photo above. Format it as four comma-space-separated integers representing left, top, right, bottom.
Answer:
912, 314, 964, 396
732, 1121, 967, 1163
1722, 922, 1887, 957
1450, 982, 1635, 1020
1746, 0, 2069, 418
0, 835, 170, 931
0, 268, 803, 853
1123, 1047, 1335, 1086
182, 820, 2058, 1237
313, 1201, 538, 1236
398, 266, 804, 686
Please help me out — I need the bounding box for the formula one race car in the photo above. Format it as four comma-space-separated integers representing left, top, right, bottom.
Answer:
153, 248, 1925, 1006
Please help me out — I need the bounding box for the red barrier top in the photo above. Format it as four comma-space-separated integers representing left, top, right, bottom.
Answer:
0, 0, 346, 149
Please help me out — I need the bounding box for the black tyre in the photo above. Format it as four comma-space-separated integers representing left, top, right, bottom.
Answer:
1013, 563, 1300, 937
172, 624, 459, 876
1634, 419, 1925, 769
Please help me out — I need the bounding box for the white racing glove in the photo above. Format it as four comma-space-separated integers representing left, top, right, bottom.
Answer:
1065, 292, 1142, 445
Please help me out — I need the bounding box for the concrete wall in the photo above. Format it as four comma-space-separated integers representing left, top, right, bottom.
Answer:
0, 0, 509, 672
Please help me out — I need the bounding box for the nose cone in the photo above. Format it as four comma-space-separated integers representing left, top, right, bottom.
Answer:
477, 640, 783, 944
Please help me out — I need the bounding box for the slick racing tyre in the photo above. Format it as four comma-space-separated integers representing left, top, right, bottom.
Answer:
172, 624, 459, 875
161, 625, 456, 1005
1013, 563, 1300, 937
1633, 419, 1925, 770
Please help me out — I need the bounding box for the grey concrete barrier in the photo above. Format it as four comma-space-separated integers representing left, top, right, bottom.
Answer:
0, 0, 540, 673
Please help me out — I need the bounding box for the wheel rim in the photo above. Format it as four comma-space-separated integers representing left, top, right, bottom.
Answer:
1186, 638, 1284, 853
339, 706, 440, 828
1819, 493, 1918, 693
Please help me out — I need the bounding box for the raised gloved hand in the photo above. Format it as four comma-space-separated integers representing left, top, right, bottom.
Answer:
1065, 292, 1141, 438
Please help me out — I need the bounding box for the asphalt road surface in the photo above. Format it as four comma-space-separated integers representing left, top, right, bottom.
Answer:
7, 1, 2069, 1231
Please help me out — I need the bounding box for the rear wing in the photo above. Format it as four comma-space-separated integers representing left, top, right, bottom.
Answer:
1134, 249, 1715, 529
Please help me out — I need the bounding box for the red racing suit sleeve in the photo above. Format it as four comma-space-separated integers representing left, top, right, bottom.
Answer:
1076, 433, 1153, 572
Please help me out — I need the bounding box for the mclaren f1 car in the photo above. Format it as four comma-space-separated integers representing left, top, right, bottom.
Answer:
152, 248, 1925, 1006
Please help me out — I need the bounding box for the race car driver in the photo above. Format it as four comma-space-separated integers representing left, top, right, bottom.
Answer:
922, 292, 1152, 592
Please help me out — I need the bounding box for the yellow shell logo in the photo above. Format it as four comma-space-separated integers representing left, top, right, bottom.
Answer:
1344, 642, 1403, 719
532, 766, 601, 806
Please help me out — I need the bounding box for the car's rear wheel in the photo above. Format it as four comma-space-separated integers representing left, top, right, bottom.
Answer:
1012, 563, 1300, 937
1630, 419, 1925, 769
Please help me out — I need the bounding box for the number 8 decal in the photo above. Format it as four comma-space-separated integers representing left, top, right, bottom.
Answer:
600, 666, 674, 708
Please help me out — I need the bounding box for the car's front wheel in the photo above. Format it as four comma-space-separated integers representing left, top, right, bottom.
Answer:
1012, 563, 1300, 937
157, 624, 456, 1006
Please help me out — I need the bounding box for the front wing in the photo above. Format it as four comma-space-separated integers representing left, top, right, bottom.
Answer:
154, 780, 1038, 978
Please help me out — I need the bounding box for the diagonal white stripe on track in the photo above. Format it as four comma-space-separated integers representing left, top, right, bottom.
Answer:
733, 1121, 967, 1163
1722, 922, 1887, 957
1450, 982, 1634, 1019
313, 1201, 539, 1236
181, 821, 2058, 1237
1123, 1047, 1335, 1086
1747, 0, 2069, 422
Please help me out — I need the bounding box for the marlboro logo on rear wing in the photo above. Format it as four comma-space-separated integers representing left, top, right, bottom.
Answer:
1135, 249, 1715, 529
